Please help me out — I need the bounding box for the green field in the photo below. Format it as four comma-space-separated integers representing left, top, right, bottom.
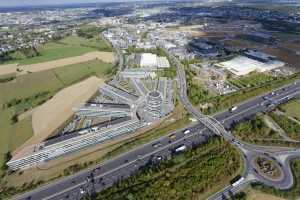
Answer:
280, 99, 300, 120
93, 138, 242, 200
0, 59, 114, 171
232, 116, 282, 142
269, 113, 300, 141
201, 72, 300, 115
228, 72, 276, 88
1, 36, 112, 65
232, 114, 300, 147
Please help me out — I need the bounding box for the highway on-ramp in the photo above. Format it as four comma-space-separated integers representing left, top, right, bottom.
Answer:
13, 79, 300, 200
12, 47, 300, 200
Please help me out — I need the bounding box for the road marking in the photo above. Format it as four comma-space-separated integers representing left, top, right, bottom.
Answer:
16, 82, 300, 200
42, 130, 207, 200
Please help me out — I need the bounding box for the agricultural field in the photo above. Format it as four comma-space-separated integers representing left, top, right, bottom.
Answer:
93, 138, 242, 200
0, 51, 114, 76
0, 59, 114, 172
13, 76, 104, 160
0, 36, 112, 66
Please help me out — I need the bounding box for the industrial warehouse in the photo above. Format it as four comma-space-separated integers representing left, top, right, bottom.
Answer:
216, 50, 285, 76
7, 67, 174, 170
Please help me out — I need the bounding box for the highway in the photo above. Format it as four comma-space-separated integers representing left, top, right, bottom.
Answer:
171, 49, 300, 199
13, 79, 300, 200
11, 46, 300, 200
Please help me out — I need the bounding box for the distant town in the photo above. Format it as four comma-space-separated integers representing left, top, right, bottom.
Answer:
1, 1, 300, 200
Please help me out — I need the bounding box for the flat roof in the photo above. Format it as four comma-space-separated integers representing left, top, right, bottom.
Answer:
217, 56, 284, 76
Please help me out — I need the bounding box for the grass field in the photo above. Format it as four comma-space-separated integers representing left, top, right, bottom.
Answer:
202, 72, 300, 115
229, 72, 276, 88
269, 112, 300, 141
0, 59, 114, 172
1, 36, 112, 65
0, 59, 113, 109
232, 114, 300, 148
280, 99, 300, 120
232, 116, 282, 142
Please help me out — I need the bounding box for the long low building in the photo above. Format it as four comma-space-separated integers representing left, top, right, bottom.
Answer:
120, 68, 156, 79
7, 119, 144, 170
74, 103, 131, 118
216, 56, 285, 76
100, 84, 139, 105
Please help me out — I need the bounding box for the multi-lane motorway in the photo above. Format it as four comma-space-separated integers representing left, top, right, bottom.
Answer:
13, 79, 300, 200
12, 47, 300, 200
172, 50, 300, 200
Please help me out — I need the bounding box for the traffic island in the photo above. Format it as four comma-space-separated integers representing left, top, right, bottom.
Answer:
253, 155, 283, 181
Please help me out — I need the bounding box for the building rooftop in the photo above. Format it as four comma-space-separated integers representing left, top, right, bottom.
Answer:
140, 53, 157, 67
217, 56, 285, 76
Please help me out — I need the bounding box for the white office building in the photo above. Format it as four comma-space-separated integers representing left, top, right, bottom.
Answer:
140, 53, 170, 69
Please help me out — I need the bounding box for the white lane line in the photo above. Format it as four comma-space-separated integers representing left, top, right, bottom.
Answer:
42, 130, 206, 200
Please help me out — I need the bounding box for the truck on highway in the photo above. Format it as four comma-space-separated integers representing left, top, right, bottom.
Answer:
231, 177, 245, 187
183, 129, 191, 135
174, 145, 187, 153
229, 106, 238, 112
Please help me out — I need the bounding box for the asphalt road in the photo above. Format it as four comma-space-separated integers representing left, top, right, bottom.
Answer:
12, 47, 300, 200
171, 50, 300, 200
13, 79, 300, 200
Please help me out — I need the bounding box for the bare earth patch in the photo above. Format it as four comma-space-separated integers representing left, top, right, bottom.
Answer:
12, 76, 104, 159
0, 51, 115, 76
0, 63, 18, 75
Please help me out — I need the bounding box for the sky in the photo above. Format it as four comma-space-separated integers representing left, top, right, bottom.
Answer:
0, 0, 136, 7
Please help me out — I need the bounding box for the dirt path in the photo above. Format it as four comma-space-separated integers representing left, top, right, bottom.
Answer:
276, 110, 300, 125
0, 63, 18, 75
12, 76, 104, 159
0, 51, 115, 76
263, 115, 298, 142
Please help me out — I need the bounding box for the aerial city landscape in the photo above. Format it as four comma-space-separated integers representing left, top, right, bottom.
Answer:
0, 0, 300, 199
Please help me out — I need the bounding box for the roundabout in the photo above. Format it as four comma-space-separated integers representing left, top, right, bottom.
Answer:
252, 155, 283, 181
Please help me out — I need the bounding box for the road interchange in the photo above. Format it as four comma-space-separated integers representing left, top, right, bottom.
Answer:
171, 49, 300, 199
12, 50, 300, 200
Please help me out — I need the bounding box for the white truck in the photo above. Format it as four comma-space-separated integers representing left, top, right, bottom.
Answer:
232, 177, 245, 187
175, 145, 187, 153
229, 106, 238, 112
183, 129, 191, 135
